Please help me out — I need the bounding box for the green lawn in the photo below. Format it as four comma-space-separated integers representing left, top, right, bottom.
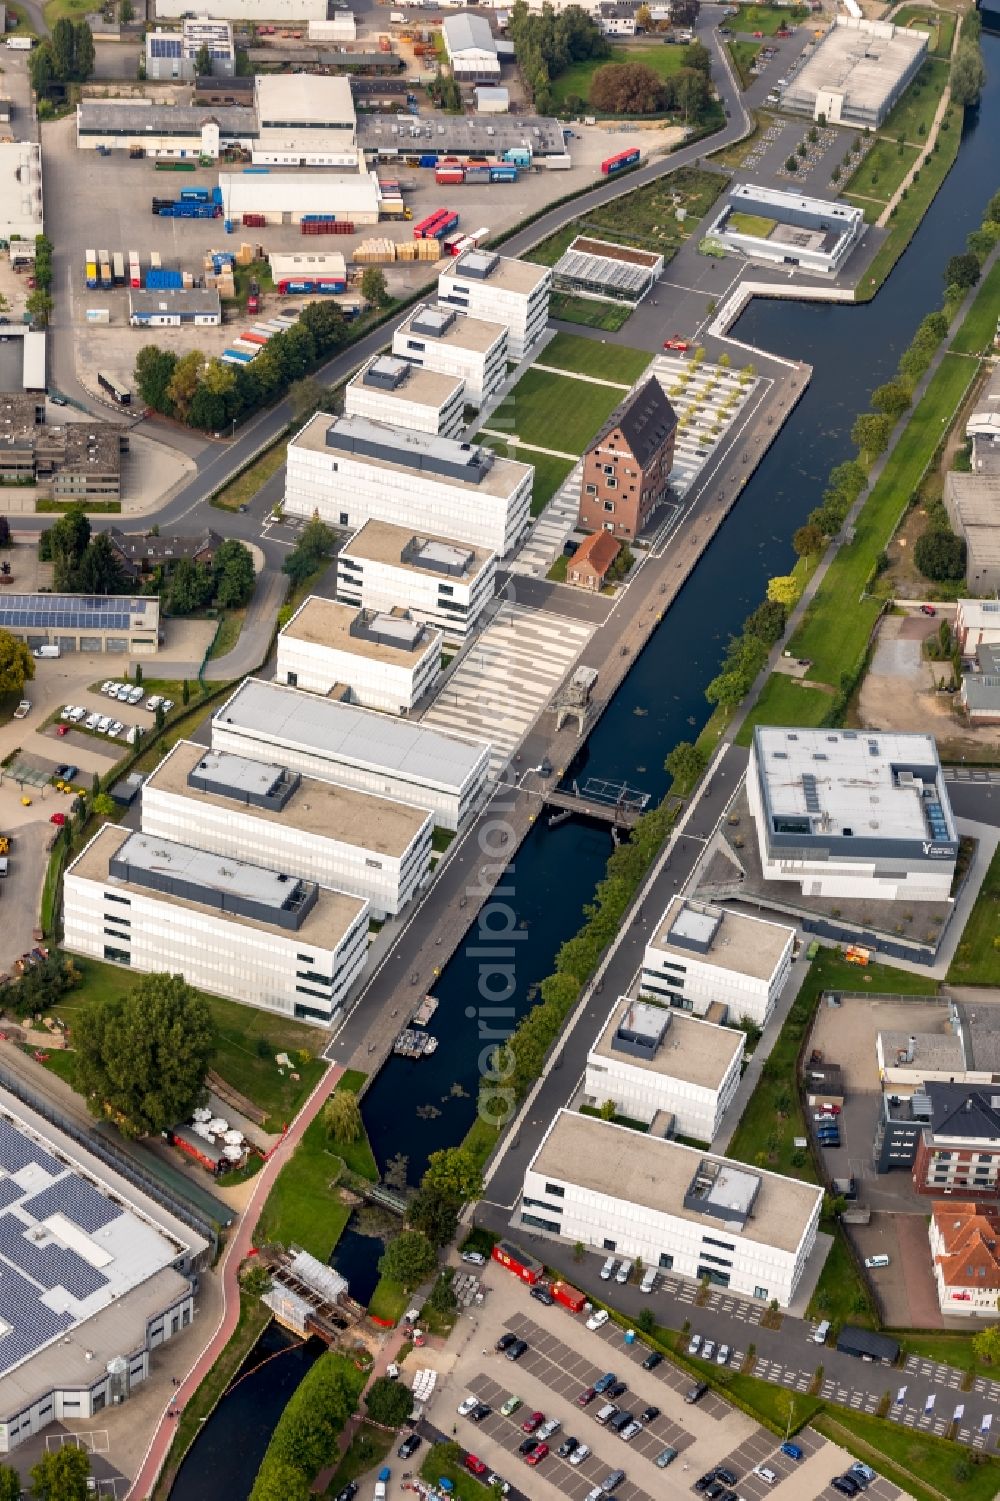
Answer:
52, 958, 327, 1126
542, 331, 650, 384
322, 1425, 395, 1498
421, 1443, 496, 1500
880, 58, 951, 144
726, 950, 937, 1182
727, 40, 762, 89
897, 1330, 985, 1375
5, 3, 39, 36
789, 354, 976, 682
368, 1274, 408, 1324
842, 138, 921, 207
254, 1112, 350, 1260
728, 210, 777, 237
892, 5, 956, 58
951, 258, 1000, 354
947, 843, 1000, 985
730, 4, 806, 36
548, 292, 636, 331
858, 117, 961, 299
331, 1072, 378, 1181
478, 440, 575, 517
528, 167, 727, 264
734, 673, 834, 744
815, 1411, 1000, 1501
550, 41, 687, 108
807, 1227, 877, 1331
481, 369, 623, 454
205, 609, 245, 663
213, 439, 289, 511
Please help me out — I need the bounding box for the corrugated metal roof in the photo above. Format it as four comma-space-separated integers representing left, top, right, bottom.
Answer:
443, 11, 496, 55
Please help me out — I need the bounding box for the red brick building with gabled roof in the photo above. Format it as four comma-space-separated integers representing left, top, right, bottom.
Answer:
578, 377, 677, 541
929, 1201, 1000, 1316
567, 530, 621, 591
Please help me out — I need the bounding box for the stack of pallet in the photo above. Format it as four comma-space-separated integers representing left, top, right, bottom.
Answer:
235, 242, 255, 266
415, 238, 441, 261
354, 237, 397, 265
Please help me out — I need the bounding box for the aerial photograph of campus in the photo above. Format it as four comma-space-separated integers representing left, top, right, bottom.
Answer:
0, 0, 996, 1495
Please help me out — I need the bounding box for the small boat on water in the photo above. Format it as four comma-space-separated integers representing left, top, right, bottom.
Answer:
411, 994, 439, 1027
393, 1028, 439, 1059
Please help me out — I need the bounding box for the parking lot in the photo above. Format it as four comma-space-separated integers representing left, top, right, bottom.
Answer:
434, 1262, 910, 1501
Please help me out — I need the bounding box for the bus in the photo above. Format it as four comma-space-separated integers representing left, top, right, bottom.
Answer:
98, 372, 131, 406
601, 148, 641, 176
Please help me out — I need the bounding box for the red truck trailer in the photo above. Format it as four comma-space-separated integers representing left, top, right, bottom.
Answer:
552, 1281, 586, 1313
492, 1239, 544, 1285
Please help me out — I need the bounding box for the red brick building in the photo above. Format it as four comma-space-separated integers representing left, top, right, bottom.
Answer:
578, 378, 677, 541
567, 530, 620, 591
930, 1202, 1000, 1315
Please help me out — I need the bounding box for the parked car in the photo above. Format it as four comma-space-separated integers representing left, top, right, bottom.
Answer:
525, 1443, 548, 1467
831, 1477, 860, 1497
620, 1421, 643, 1442
517, 1437, 538, 1456
500, 1395, 522, 1416
536, 1418, 560, 1441
753, 1466, 778, 1484
594, 1373, 617, 1394
663, 336, 690, 351
685, 1382, 709, 1405
780, 1443, 803, 1461
578, 1386, 597, 1406
656, 1447, 678, 1467
640, 1405, 660, 1423
608, 1381, 627, 1399
569, 1443, 590, 1466
530, 1284, 554, 1305
849, 1462, 877, 1489
586, 1308, 609, 1331
461, 1250, 485, 1266
715, 1467, 738, 1486
470, 1403, 491, 1423
85, 713, 100, 730
687, 1333, 702, 1356
695, 1473, 718, 1494
54, 765, 78, 782
716, 1344, 731, 1366
521, 1411, 544, 1434
557, 1437, 579, 1458
458, 1396, 478, 1416
701, 1339, 716, 1360
13, 701, 30, 719
506, 1339, 528, 1361
397, 1434, 420, 1460
464, 1454, 488, 1477
495, 1333, 517, 1353
920, 604, 937, 617
642, 1351, 663, 1371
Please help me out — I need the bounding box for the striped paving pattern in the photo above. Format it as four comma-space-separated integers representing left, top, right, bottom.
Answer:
509, 458, 584, 577
420, 604, 593, 777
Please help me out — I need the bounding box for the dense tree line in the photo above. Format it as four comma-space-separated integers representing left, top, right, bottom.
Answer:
951, 8, 986, 107
508, 0, 609, 113
589, 41, 711, 119
249, 1354, 359, 1501
134, 300, 348, 433
29, 18, 95, 95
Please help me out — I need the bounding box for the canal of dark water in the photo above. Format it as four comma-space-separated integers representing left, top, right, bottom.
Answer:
169, 37, 1000, 1496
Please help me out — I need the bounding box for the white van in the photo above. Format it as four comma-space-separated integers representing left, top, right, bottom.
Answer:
33, 644, 61, 659
813, 1319, 831, 1344
640, 1267, 657, 1294
615, 1259, 633, 1285
865, 1253, 890, 1269
600, 1256, 616, 1281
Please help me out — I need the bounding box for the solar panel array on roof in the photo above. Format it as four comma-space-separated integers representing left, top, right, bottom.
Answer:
0, 1262, 72, 1374
0, 594, 148, 632
22, 1174, 123, 1233
149, 36, 183, 56
0, 1118, 60, 1177
0, 1213, 108, 1301
0, 1179, 21, 1212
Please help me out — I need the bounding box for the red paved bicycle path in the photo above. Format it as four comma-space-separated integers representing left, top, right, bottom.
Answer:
128, 1061, 345, 1500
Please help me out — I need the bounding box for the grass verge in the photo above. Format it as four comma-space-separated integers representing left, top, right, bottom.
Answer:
727, 40, 762, 89
814, 1410, 1000, 1501
254, 1110, 349, 1261
36, 500, 121, 514
528, 167, 727, 266
951, 258, 1000, 354
478, 439, 575, 517
947, 842, 1000, 985
322, 1424, 395, 1497
548, 293, 635, 331
212, 439, 289, 512
151, 1294, 271, 1501
205, 609, 245, 663
368, 1275, 407, 1324
735, 674, 834, 743
856, 119, 961, 299
541, 331, 650, 384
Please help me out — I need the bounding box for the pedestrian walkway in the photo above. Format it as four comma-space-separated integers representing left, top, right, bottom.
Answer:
507, 458, 584, 577
418, 603, 593, 778
531, 362, 632, 390
477, 430, 578, 461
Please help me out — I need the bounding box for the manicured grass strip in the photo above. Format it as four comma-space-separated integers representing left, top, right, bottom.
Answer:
947, 843, 1000, 985
734, 673, 834, 744
843, 138, 921, 206
368, 1274, 408, 1324
484, 369, 623, 455
213, 440, 289, 512
951, 258, 1000, 354
36, 500, 121, 513
322, 1424, 395, 1498
814, 1410, 1000, 1501
789, 353, 976, 681
542, 331, 650, 384
254, 1111, 350, 1261
478, 440, 575, 517
881, 57, 951, 143
549, 293, 635, 332
808, 1227, 877, 1331
727, 40, 762, 89
857, 120, 961, 298
731, 4, 806, 36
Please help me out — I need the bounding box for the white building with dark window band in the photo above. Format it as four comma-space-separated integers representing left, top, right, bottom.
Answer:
642, 897, 794, 1029
345, 356, 466, 440
521, 1111, 823, 1308
392, 302, 508, 408
437, 249, 551, 362
140, 739, 433, 919
336, 519, 496, 646
276, 596, 442, 715
748, 726, 958, 902
63, 826, 369, 1026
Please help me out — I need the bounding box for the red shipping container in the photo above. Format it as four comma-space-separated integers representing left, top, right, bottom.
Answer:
492, 1239, 543, 1285
301, 220, 355, 235
242, 214, 266, 228
552, 1281, 586, 1313
241, 332, 267, 345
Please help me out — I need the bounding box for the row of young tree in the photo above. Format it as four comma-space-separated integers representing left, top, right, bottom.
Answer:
588, 40, 712, 121
133, 298, 351, 433
508, 0, 609, 114
28, 18, 95, 97
38, 506, 256, 614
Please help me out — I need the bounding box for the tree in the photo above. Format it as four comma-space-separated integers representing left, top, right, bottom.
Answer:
590, 60, 664, 114
25, 289, 53, 327
672, 67, 709, 123
914, 528, 966, 582
766, 575, 799, 609
30, 1447, 92, 1501
851, 411, 893, 456
75, 534, 129, 596
73, 973, 215, 1136
360, 267, 390, 309
28, 42, 55, 95
48, 504, 91, 590
135, 345, 178, 415
72, 20, 95, 81
212, 538, 255, 609
743, 597, 786, 645
664, 739, 707, 792
92, 792, 116, 818
871, 379, 911, 419
950, 39, 985, 106
792, 522, 824, 558
945, 251, 981, 291
0, 1467, 19, 1501
598, 1097, 617, 1121
0, 516, 10, 549
120, 0, 134, 22
636, 1307, 655, 1334
283, 513, 335, 586
288, 376, 324, 423
324, 1088, 362, 1145
249, 1459, 312, 1501
377, 1229, 438, 1290
973, 1325, 1000, 1365
785, 154, 799, 173
407, 1184, 460, 1248
680, 39, 711, 77
636, 2, 651, 28
182, 678, 190, 706
50, 17, 75, 79
365, 1376, 414, 1427
0, 631, 34, 697
166, 350, 205, 422
166, 558, 213, 616
422, 1146, 484, 1204
194, 42, 213, 75
591, 59, 660, 112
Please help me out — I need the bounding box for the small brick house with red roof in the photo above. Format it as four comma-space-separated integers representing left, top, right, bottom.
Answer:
929, 1201, 1000, 1316
567, 530, 621, 591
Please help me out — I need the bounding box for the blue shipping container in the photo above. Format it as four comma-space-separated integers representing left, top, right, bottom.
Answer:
222, 348, 253, 363
180, 187, 210, 202
418, 153, 438, 167
490, 166, 518, 182
302, 214, 336, 224
242, 167, 270, 174
212, 187, 224, 204
146, 268, 183, 290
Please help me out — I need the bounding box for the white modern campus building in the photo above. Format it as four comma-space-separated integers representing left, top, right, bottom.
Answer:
212, 678, 490, 831
336, 520, 497, 646
392, 303, 508, 409
438, 249, 551, 362
584, 999, 743, 1145
276, 597, 442, 714
642, 897, 794, 1029
709, 185, 864, 276
345, 356, 466, 440
140, 740, 433, 919
0, 1089, 207, 1455
521, 1111, 824, 1307
780, 17, 928, 129
284, 413, 533, 558
64, 827, 370, 1026
748, 726, 959, 902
